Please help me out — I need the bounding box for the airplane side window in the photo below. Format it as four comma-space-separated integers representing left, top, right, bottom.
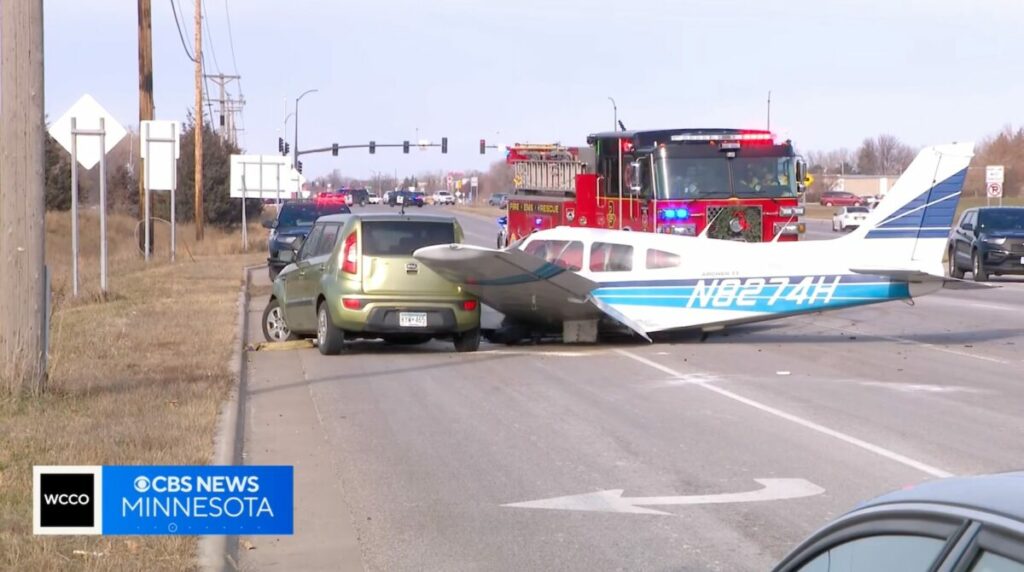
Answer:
591, 242, 633, 272
553, 241, 584, 271
646, 249, 681, 269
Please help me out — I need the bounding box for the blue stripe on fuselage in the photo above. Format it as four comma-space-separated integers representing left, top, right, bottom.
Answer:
592, 275, 910, 313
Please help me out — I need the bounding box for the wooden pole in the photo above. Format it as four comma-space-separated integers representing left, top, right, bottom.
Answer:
194, 0, 205, 240
0, 0, 47, 393
138, 0, 154, 252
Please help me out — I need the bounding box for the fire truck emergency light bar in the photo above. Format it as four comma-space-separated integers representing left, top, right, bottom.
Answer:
669, 132, 774, 142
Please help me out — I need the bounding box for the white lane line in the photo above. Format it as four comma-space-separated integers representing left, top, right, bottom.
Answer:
807, 319, 1013, 365
615, 349, 955, 479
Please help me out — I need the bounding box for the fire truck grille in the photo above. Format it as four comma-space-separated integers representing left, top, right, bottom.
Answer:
706, 206, 763, 242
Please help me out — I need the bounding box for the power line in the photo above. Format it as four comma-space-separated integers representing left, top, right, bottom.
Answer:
223, 0, 240, 78
200, 53, 216, 126
201, 0, 221, 74
169, 0, 195, 62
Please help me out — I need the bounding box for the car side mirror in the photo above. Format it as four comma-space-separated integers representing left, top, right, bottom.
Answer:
262, 218, 277, 229
961, 222, 974, 232
795, 159, 809, 192
290, 236, 305, 254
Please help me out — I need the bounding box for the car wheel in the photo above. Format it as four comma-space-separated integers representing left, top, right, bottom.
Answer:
824, 201, 833, 207
948, 248, 965, 279
262, 298, 296, 342
383, 335, 431, 345
972, 250, 989, 282
317, 302, 345, 355
453, 328, 481, 353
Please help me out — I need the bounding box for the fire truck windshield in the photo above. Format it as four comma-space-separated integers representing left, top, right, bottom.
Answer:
654, 156, 797, 200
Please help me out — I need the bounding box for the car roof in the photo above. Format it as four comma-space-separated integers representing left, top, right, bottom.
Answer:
976, 206, 1024, 211
316, 212, 458, 224
855, 471, 1024, 523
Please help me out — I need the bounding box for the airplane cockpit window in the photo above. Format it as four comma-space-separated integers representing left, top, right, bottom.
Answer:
646, 249, 681, 269
524, 240, 584, 271
590, 242, 634, 272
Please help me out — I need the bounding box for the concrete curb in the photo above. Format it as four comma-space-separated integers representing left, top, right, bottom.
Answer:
198, 264, 262, 572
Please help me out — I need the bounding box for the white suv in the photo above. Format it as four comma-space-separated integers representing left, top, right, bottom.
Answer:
432, 190, 455, 205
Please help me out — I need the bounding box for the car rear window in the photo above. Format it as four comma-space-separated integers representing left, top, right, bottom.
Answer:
361, 221, 456, 256
848, 207, 869, 213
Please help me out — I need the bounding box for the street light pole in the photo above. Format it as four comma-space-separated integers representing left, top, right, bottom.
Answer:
293, 88, 318, 168
607, 96, 617, 132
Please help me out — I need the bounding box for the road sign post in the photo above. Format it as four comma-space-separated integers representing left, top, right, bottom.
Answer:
141, 120, 181, 262
49, 95, 126, 296
986, 165, 1005, 206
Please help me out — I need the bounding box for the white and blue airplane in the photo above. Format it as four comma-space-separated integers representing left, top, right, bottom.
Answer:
414, 142, 978, 342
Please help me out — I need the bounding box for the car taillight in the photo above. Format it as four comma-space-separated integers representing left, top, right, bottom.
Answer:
341, 232, 358, 274
342, 297, 362, 310
462, 300, 478, 311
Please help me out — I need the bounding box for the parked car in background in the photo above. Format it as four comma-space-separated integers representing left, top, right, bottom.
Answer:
832, 206, 871, 232
389, 190, 424, 208
432, 190, 455, 205
411, 191, 426, 206
948, 206, 1024, 281
367, 194, 382, 205
263, 196, 352, 280
488, 193, 508, 208
819, 190, 866, 207
348, 188, 370, 206
263, 213, 481, 354
772, 472, 1024, 572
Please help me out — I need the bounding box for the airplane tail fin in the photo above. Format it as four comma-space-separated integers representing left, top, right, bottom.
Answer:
845, 142, 974, 274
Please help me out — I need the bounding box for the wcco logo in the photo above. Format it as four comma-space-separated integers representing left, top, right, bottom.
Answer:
34, 466, 103, 535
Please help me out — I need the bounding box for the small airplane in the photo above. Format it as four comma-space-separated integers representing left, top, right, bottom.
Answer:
414, 142, 978, 343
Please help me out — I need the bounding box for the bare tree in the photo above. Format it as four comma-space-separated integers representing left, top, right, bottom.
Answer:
856, 135, 915, 175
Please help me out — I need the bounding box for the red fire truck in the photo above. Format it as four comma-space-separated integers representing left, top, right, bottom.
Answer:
501, 128, 808, 246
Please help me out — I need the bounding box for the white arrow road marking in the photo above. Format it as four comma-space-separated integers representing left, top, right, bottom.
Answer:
503, 478, 825, 516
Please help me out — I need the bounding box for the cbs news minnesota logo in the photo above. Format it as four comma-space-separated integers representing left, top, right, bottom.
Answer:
34, 464, 293, 536
33, 466, 103, 535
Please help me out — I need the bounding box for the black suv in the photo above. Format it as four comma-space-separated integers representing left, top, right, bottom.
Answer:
348, 188, 370, 206
948, 206, 1024, 281
263, 199, 352, 279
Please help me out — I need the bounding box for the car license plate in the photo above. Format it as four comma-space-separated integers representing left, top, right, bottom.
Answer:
1020, 256, 1024, 264
399, 312, 427, 328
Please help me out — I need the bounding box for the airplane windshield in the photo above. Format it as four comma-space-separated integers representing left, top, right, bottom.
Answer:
655, 156, 797, 200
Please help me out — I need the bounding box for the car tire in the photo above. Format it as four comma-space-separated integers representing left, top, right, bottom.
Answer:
262, 298, 297, 342
824, 201, 833, 207
948, 248, 965, 279
972, 250, 989, 282
317, 302, 345, 355
453, 328, 481, 353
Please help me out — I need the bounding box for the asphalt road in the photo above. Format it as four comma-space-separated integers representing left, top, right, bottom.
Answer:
241, 205, 1024, 571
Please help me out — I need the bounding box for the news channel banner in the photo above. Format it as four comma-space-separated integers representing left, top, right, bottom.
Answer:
33, 465, 293, 535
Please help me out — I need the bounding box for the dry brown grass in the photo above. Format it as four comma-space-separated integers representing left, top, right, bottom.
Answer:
1, 211, 264, 570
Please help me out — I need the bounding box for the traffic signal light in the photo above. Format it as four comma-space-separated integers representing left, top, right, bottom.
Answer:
283, 142, 290, 156
296, 160, 303, 174
403, 140, 410, 154
332, 143, 339, 156
369, 141, 375, 154
278, 137, 284, 153
479, 139, 486, 154
441, 137, 448, 154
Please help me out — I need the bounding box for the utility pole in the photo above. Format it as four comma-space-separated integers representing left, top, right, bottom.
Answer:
204, 73, 241, 143
766, 90, 772, 131
194, 0, 205, 240
138, 0, 155, 253
0, 0, 47, 392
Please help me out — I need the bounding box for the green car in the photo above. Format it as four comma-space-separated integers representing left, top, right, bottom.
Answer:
262, 213, 482, 354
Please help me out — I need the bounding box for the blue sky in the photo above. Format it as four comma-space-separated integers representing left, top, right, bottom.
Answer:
45, 0, 1024, 179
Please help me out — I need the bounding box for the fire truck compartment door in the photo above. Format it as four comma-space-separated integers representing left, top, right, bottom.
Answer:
413, 243, 606, 327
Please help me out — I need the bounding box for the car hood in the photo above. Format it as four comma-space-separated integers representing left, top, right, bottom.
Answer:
982, 230, 1024, 239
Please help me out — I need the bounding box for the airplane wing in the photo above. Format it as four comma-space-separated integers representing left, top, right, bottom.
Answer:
850, 268, 996, 290
414, 244, 612, 330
